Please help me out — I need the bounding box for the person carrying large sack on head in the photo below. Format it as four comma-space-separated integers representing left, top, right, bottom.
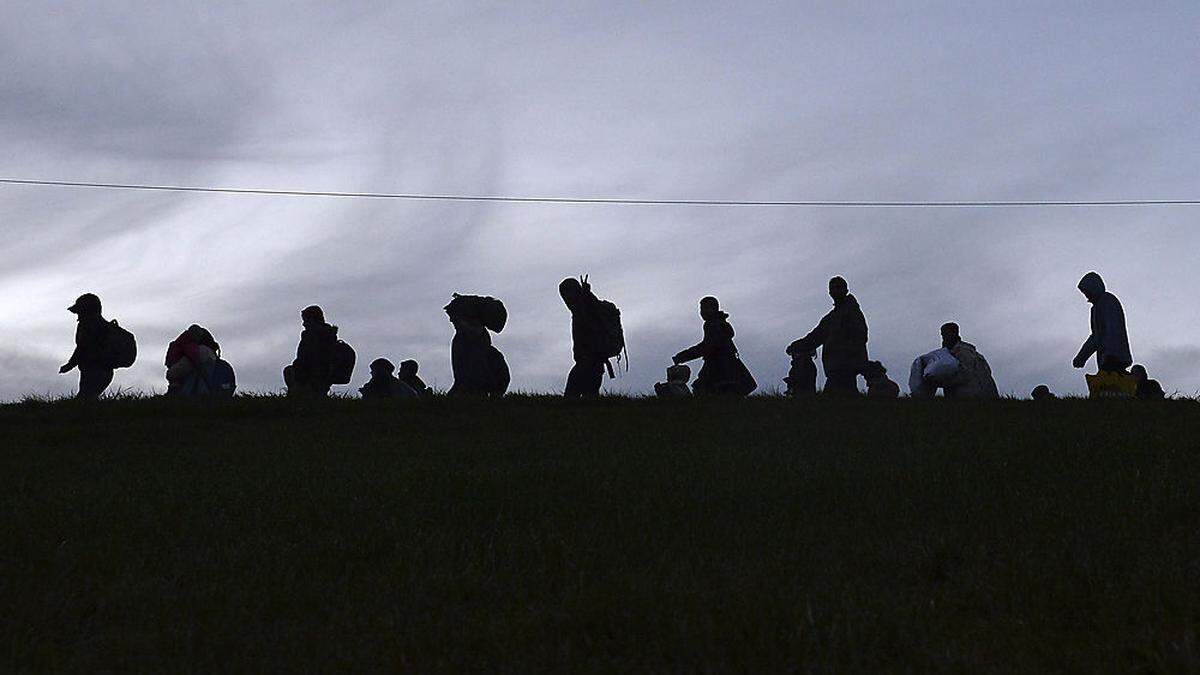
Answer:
445, 293, 510, 397
787, 276, 869, 395
672, 296, 756, 396
59, 293, 136, 400
559, 275, 625, 398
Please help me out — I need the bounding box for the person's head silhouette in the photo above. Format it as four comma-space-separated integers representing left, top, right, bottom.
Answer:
828, 276, 849, 303
941, 322, 961, 349
301, 305, 325, 328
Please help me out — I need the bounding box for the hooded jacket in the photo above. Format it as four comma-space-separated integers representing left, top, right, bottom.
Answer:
1075, 273, 1132, 371
788, 294, 869, 375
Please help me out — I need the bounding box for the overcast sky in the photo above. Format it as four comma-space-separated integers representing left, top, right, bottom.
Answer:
1, 1, 1197, 400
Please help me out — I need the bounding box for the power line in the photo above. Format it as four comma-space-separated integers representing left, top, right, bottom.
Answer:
2, 177, 1198, 207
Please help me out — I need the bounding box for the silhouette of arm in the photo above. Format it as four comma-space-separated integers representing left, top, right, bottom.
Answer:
788, 318, 829, 355
1073, 306, 1104, 367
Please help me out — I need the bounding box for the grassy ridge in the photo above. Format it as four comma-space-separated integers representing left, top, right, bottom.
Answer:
2, 395, 1198, 671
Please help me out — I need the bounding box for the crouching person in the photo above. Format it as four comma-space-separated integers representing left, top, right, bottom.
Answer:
284, 305, 339, 397
655, 364, 693, 398
862, 360, 900, 398
398, 359, 433, 397
360, 358, 418, 399
910, 323, 999, 399
165, 325, 236, 397
783, 348, 817, 397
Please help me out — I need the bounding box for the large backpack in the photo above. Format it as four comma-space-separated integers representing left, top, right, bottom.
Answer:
207, 359, 237, 397
592, 299, 625, 360
104, 320, 137, 369
329, 340, 356, 385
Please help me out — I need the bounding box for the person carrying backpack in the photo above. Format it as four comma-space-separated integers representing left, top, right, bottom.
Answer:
284, 305, 340, 397
672, 296, 757, 396
165, 325, 236, 397
559, 276, 624, 398
59, 293, 119, 399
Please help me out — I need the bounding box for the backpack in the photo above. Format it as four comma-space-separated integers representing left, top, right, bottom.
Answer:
329, 340, 356, 385
208, 359, 237, 397
592, 300, 625, 360
104, 320, 137, 369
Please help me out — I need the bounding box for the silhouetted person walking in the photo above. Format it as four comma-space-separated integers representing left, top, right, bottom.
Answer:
559, 276, 608, 398
788, 276, 869, 394
1131, 364, 1165, 400
284, 305, 338, 397
445, 294, 510, 396
1073, 272, 1132, 373
672, 296, 756, 396
59, 293, 115, 399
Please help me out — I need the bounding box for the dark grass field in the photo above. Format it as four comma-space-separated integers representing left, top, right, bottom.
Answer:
2, 395, 1198, 672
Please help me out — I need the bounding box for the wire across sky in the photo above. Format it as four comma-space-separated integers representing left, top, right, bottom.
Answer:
1, 177, 1198, 207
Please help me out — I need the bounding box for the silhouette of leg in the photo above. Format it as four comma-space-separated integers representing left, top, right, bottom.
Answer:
564, 359, 604, 398
823, 370, 859, 395
78, 367, 114, 400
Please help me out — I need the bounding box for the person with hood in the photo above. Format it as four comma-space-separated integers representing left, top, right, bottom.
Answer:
446, 295, 509, 396
937, 322, 1000, 399
165, 324, 221, 395
1131, 364, 1166, 400
59, 293, 113, 399
559, 276, 607, 398
284, 305, 338, 397
672, 296, 756, 396
1073, 272, 1132, 373
398, 359, 433, 397
359, 358, 418, 399
787, 276, 869, 394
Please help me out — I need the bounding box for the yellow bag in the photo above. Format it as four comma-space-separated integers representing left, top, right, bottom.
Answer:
1085, 371, 1136, 399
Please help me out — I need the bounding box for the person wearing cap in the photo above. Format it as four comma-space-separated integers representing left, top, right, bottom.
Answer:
787, 276, 870, 395
283, 305, 338, 396
59, 293, 113, 399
